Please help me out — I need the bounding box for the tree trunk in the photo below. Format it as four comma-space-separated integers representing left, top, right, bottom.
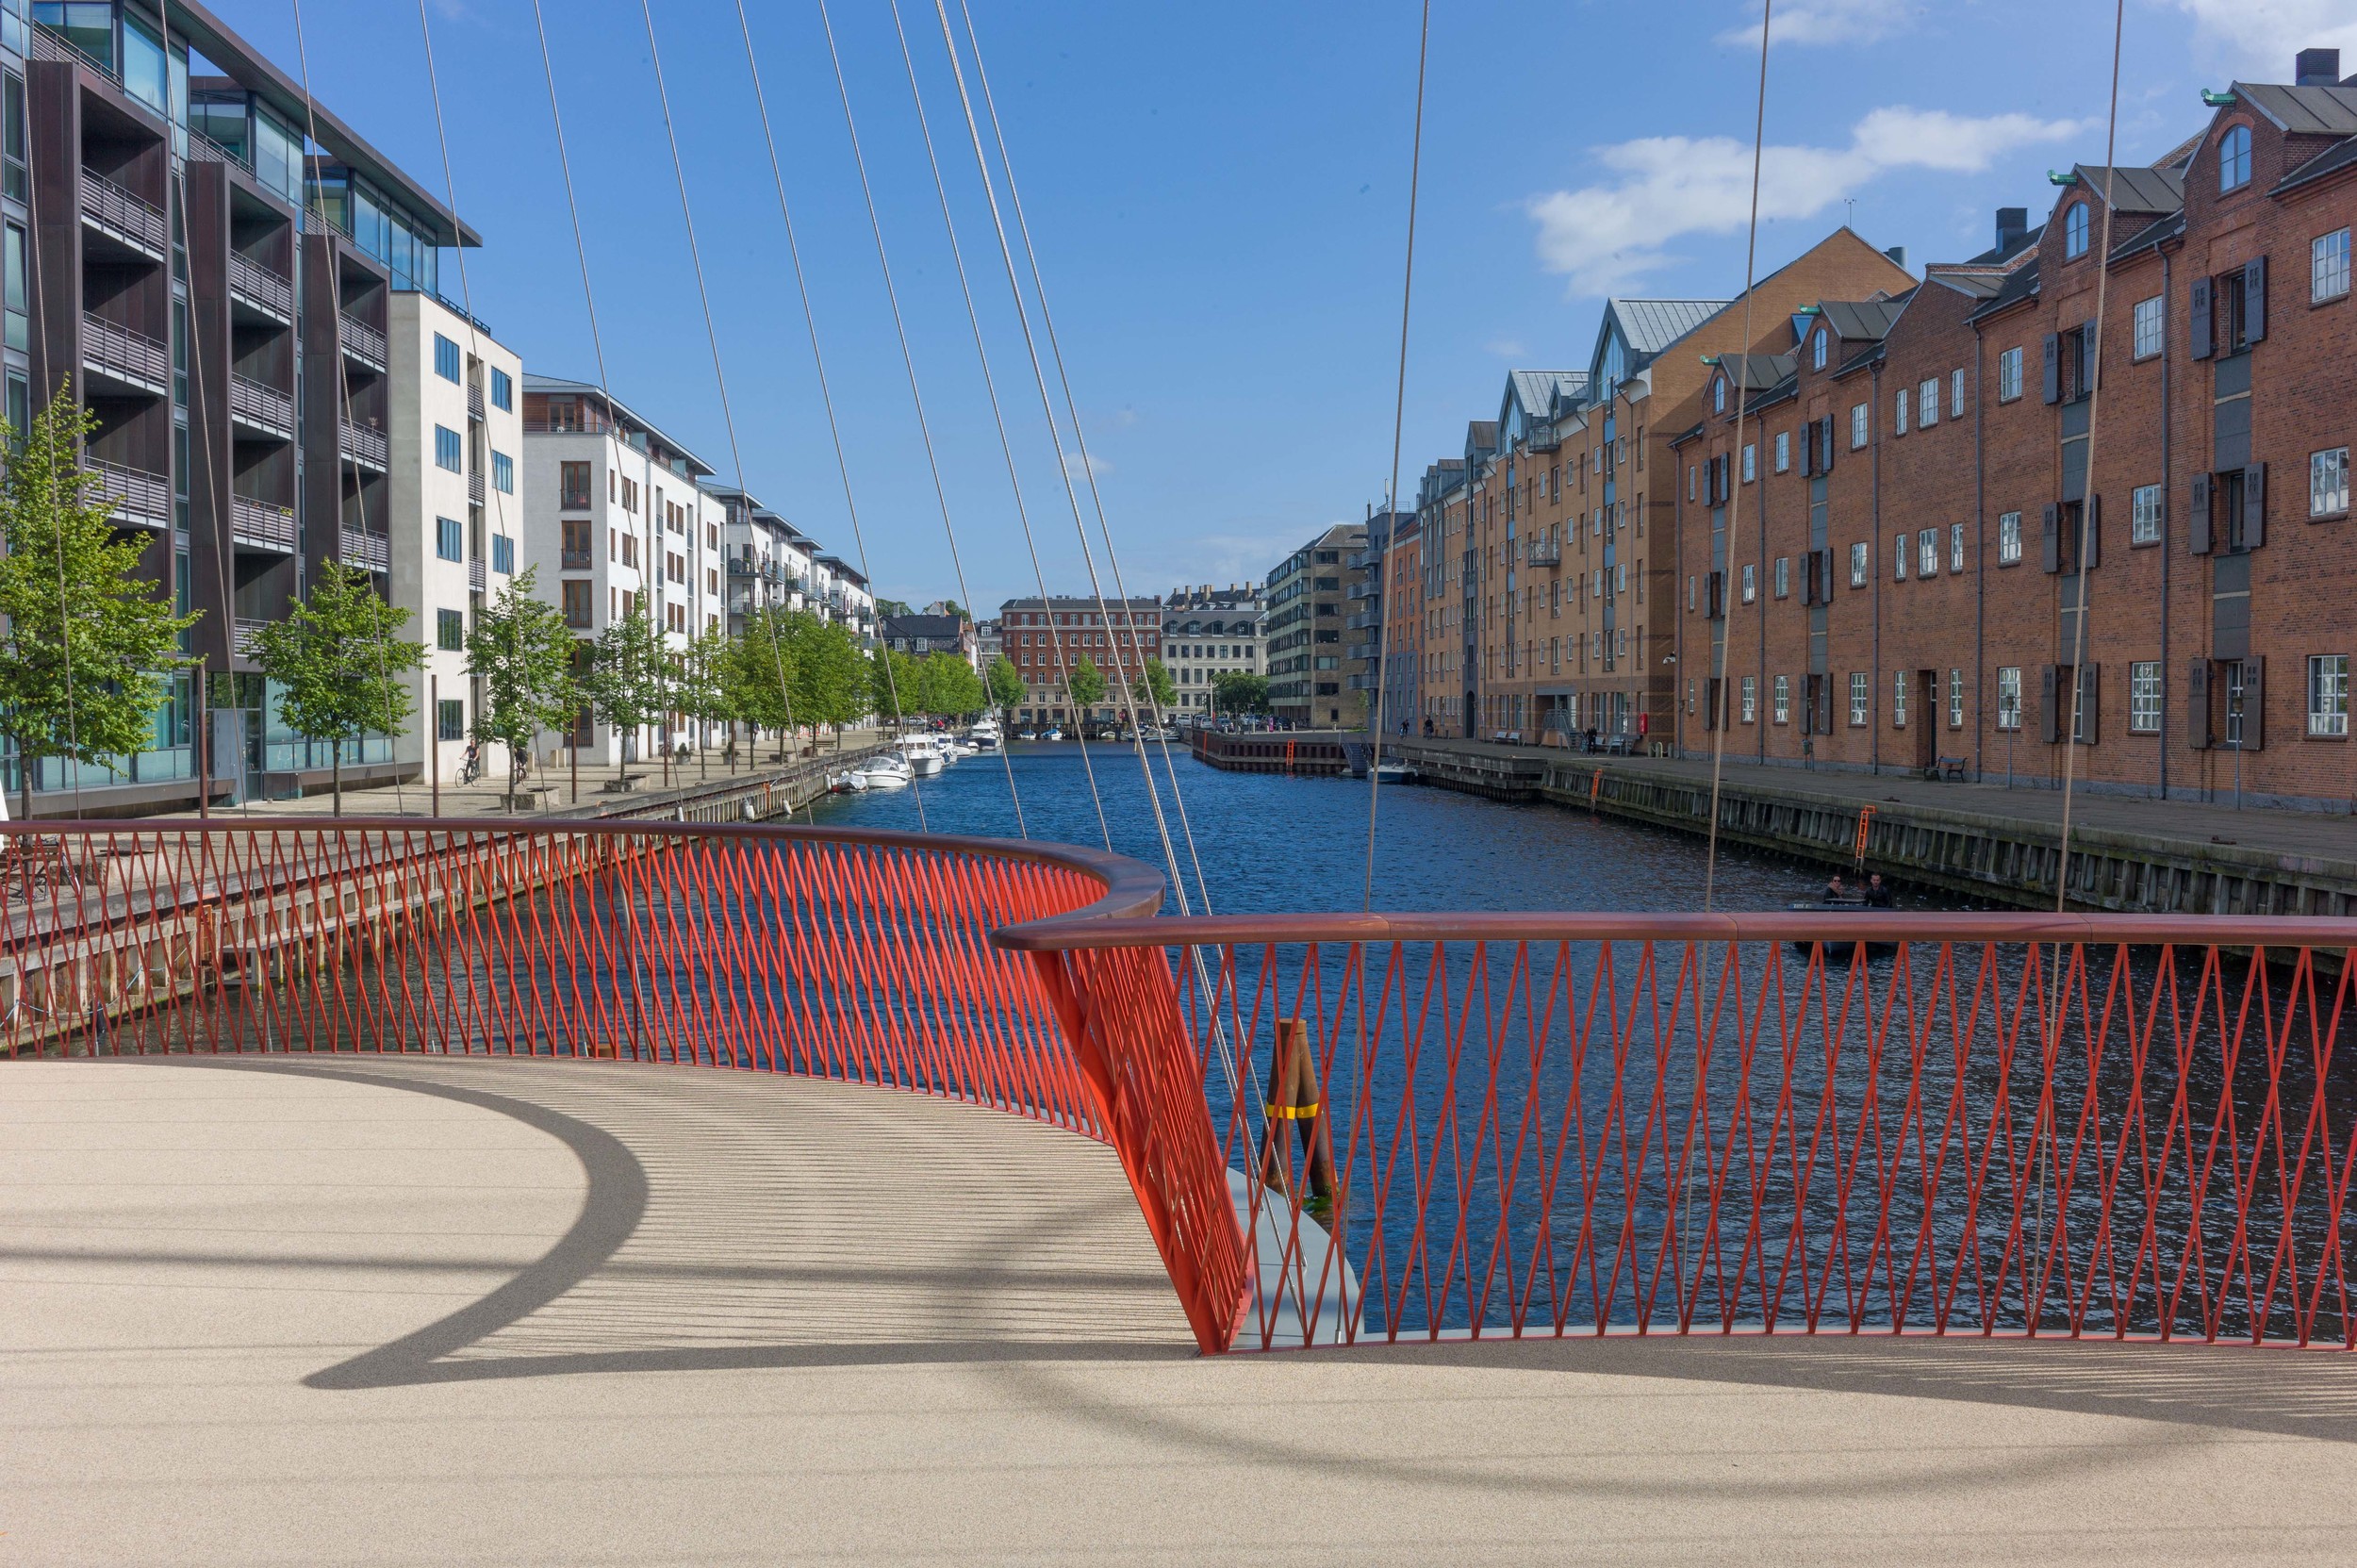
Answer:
332, 749, 342, 817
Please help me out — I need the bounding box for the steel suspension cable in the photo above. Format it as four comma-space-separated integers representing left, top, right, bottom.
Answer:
945, 0, 1220, 916
1351, 0, 1431, 913
737, 1, 1024, 835
1699, 0, 1773, 913
843, 0, 1110, 849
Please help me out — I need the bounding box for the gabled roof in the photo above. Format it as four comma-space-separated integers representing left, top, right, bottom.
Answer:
1961, 222, 2045, 268
1968, 256, 2041, 322
1819, 298, 1906, 343
2275, 133, 2357, 195
2069, 163, 2184, 215
1717, 351, 1794, 391
1923, 265, 2008, 300
882, 614, 967, 640
1505, 370, 1586, 421
2234, 81, 2357, 137
2107, 209, 2185, 263
1609, 298, 1730, 355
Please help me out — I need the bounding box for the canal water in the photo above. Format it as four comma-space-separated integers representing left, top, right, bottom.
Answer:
801, 740, 1827, 915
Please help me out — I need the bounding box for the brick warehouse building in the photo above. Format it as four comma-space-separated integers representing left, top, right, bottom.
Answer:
1435, 230, 1913, 748
997, 595, 1162, 729
1674, 47, 2357, 809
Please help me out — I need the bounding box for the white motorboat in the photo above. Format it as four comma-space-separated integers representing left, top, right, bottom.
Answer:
969, 719, 1001, 751
855, 753, 913, 790
902, 735, 946, 777
828, 770, 868, 794
1015, 729, 1037, 742
1372, 761, 1418, 784
1041, 727, 1063, 741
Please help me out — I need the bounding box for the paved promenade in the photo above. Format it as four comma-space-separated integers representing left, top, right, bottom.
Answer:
11, 1056, 2357, 1563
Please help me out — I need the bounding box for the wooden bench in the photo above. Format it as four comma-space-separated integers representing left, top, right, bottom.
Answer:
1933, 754, 1970, 782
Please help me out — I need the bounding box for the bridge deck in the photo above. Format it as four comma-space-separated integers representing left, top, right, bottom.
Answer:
11, 1057, 2357, 1563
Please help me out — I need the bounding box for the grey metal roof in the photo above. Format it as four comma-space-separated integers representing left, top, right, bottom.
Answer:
1968, 256, 2041, 322
2071, 164, 2184, 215
1718, 351, 1795, 391
2236, 82, 2357, 137
1507, 370, 1585, 421
2275, 133, 2357, 195
1819, 298, 1906, 343
1924, 269, 2007, 300
882, 614, 967, 641
2107, 210, 2185, 263
1963, 222, 2045, 268
1610, 298, 1730, 355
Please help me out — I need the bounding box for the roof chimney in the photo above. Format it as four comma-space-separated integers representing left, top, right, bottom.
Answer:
1884, 244, 1909, 272
1995, 206, 2028, 251
2297, 47, 2340, 85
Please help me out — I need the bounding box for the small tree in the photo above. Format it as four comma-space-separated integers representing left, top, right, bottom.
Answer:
927, 652, 984, 718
985, 654, 1024, 720
464, 567, 577, 810
1212, 670, 1271, 718
675, 626, 734, 778
1065, 653, 1106, 720
585, 609, 670, 770
788, 615, 865, 751
868, 646, 921, 729
1135, 656, 1178, 715
250, 562, 425, 816
0, 388, 199, 818
729, 609, 798, 758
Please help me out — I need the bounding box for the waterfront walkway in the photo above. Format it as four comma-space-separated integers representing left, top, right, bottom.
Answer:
13, 1056, 2357, 1563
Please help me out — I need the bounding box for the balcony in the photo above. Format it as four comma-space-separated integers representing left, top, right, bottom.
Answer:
1525, 539, 1562, 567
229, 373, 294, 439
233, 618, 267, 660
77, 168, 166, 261
339, 421, 388, 471
560, 547, 593, 571
468, 469, 486, 504
338, 314, 387, 373
339, 527, 389, 574
468, 559, 486, 594
227, 252, 292, 322
81, 313, 168, 397
1344, 607, 1381, 631
229, 493, 296, 553
468, 384, 486, 423
1345, 578, 1379, 602
83, 456, 170, 530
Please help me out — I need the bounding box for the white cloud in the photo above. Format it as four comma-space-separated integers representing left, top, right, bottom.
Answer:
1485, 336, 1528, 357
1525, 106, 2084, 295
1716, 0, 1921, 48
1062, 451, 1112, 482
2167, 0, 2357, 74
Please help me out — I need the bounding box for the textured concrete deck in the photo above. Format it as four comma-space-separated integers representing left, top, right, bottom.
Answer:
12, 1057, 2357, 1563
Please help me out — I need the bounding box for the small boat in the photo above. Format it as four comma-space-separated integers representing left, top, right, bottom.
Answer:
970, 722, 1001, 751
1015, 729, 1037, 742
828, 770, 867, 794
1135, 726, 1178, 743
1784, 900, 1899, 962
902, 735, 946, 777
1371, 761, 1417, 784
1042, 727, 1063, 741
855, 753, 914, 790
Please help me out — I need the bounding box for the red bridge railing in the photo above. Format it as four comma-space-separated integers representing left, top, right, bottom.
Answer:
1000, 909, 2357, 1353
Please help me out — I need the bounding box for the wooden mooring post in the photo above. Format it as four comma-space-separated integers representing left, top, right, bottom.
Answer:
1261, 1017, 1336, 1216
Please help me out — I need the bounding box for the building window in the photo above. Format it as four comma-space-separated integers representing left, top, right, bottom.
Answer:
434, 333, 461, 383
436, 515, 463, 563
1849, 671, 1869, 727
492, 451, 516, 494
1713, 377, 1726, 413
1918, 377, 1938, 428
1949, 521, 1965, 572
2312, 654, 2350, 736
1850, 403, 1868, 449
2316, 228, 2352, 303
1849, 540, 1868, 587
437, 608, 465, 652
2128, 296, 2163, 360
563, 580, 593, 628
1895, 386, 1910, 436
1949, 668, 1965, 729
490, 367, 514, 411
1774, 431, 1789, 472
1741, 442, 1755, 482
492, 535, 514, 574
2064, 202, 2089, 258
1740, 563, 1755, 603
1772, 673, 1791, 724
2219, 124, 2251, 192
1893, 532, 1908, 581
1998, 511, 2023, 564
1740, 675, 1756, 723
437, 699, 466, 742
2129, 661, 2162, 733
1997, 667, 2023, 730
1812, 327, 1827, 371
1950, 369, 1965, 419
1774, 555, 1790, 598
2313, 447, 2350, 517
1893, 668, 1908, 728
1687, 575, 1696, 610
1998, 347, 2023, 402
2131, 483, 2163, 541
435, 424, 462, 472
560, 461, 591, 510
2, 221, 25, 353
1913, 528, 1934, 577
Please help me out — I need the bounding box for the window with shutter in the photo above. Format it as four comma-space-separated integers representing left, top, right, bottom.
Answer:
2191, 474, 2213, 553
2075, 662, 2101, 745
2190, 276, 2213, 360
2245, 656, 2266, 751
2083, 495, 2102, 570
2039, 665, 2061, 743
2188, 659, 2212, 750
2041, 333, 2061, 403
2041, 503, 2061, 572
2243, 462, 2266, 548
2245, 256, 2266, 343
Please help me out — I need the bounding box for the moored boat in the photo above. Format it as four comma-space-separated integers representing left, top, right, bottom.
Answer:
1783, 900, 1900, 962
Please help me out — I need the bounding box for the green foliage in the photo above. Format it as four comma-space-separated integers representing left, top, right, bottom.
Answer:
727, 608, 799, 737
1065, 653, 1106, 711
250, 561, 426, 815
463, 567, 577, 802
585, 609, 671, 762
868, 646, 919, 725
1137, 656, 1178, 712
922, 651, 984, 718
985, 654, 1025, 716
674, 627, 734, 767
0, 388, 199, 810
1212, 670, 1271, 715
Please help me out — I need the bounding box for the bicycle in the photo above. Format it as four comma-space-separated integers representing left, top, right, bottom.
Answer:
457, 743, 483, 785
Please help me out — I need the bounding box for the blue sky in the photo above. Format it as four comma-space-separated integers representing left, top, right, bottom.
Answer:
209, 0, 2346, 612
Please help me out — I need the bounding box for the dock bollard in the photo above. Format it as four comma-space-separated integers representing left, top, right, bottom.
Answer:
1261, 1017, 1336, 1216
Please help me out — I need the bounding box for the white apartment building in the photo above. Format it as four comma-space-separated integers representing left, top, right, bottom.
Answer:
715, 487, 814, 634
809, 553, 878, 644
520, 373, 721, 767
1162, 583, 1266, 713
389, 292, 524, 784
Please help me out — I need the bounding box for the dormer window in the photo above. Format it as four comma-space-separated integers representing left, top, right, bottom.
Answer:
2219, 124, 2251, 192
1812, 328, 1828, 371
1712, 376, 1726, 413
2064, 202, 2089, 259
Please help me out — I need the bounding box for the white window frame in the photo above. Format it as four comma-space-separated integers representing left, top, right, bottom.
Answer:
1773, 673, 1790, 724
1740, 674, 1756, 723
1997, 667, 2023, 731
1741, 442, 1756, 482
1950, 521, 1966, 572
1893, 668, 1908, 728
2132, 483, 2163, 542
2312, 447, 2350, 517
1948, 668, 1964, 729
1773, 555, 1789, 598
1998, 511, 2023, 564
1850, 403, 1869, 448
1740, 562, 1755, 603
2130, 660, 2162, 734
1849, 540, 1868, 587
2133, 296, 2164, 360
1849, 671, 1869, 727
1812, 328, 1828, 371
1950, 369, 1965, 419
1893, 532, 1908, 581
1918, 377, 1938, 428
1774, 431, 1789, 472
2316, 227, 2352, 304
1919, 527, 1938, 577
1998, 347, 2023, 402
2311, 653, 2350, 737
1895, 387, 1910, 436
